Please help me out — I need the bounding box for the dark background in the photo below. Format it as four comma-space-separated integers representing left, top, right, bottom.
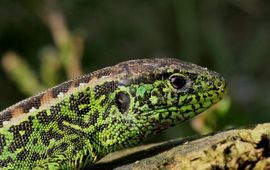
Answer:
0, 0, 269, 141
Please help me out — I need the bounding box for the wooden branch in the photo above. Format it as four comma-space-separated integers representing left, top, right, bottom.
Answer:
90, 123, 270, 170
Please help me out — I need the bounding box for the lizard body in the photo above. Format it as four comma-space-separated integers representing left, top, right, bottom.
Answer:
0, 58, 227, 169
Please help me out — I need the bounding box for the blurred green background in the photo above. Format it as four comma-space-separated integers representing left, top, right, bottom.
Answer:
0, 0, 269, 142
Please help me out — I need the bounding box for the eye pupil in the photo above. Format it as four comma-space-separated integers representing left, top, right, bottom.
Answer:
170, 75, 186, 89
115, 92, 130, 113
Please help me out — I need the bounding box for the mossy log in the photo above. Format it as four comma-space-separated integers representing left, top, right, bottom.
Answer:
90, 123, 270, 170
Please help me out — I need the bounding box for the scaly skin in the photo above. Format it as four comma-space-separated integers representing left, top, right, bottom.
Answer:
0, 58, 227, 169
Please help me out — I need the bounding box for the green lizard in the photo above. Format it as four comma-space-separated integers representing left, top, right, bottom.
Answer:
0, 58, 227, 169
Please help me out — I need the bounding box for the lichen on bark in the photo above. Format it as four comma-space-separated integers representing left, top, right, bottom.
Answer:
91, 123, 270, 170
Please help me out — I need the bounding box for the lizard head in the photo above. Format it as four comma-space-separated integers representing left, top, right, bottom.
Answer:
94, 58, 227, 151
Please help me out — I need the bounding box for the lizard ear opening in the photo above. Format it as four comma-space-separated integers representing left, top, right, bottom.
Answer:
169, 74, 186, 90
115, 91, 130, 113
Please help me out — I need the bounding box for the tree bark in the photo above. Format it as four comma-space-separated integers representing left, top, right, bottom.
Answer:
90, 123, 270, 170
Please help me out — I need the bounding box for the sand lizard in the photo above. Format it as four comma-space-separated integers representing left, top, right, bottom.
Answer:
0, 58, 227, 169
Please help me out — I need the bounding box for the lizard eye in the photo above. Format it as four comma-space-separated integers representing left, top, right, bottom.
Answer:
169, 74, 186, 89
115, 92, 130, 113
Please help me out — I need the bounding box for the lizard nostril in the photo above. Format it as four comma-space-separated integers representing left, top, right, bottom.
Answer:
217, 81, 222, 87
207, 81, 213, 86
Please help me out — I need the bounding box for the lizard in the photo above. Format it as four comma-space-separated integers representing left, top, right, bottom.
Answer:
0, 58, 227, 169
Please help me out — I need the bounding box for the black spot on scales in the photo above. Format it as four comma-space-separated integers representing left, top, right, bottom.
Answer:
57, 116, 86, 136
131, 74, 155, 84
59, 142, 68, 152
51, 81, 72, 98
71, 138, 85, 153
187, 72, 198, 81
0, 134, 6, 154
17, 94, 43, 113
94, 67, 111, 79
94, 81, 118, 99
88, 110, 99, 126
195, 95, 200, 101
32, 138, 38, 145
37, 110, 57, 124
47, 143, 68, 156
0, 111, 12, 128
173, 69, 180, 73
74, 76, 91, 87
46, 147, 54, 156
41, 128, 64, 146
208, 93, 213, 97
8, 117, 34, 153
0, 157, 13, 168
120, 63, 131, 73
100, 95, 109, 107
69, 91, 91, 116
130, 72, 172, 85
96, 124, 109, 132
161, 71, 171, 80
102, 106, 111, 119
30, 152, 42, 161
187, 88, 195, 93
16, 149, 29, 161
